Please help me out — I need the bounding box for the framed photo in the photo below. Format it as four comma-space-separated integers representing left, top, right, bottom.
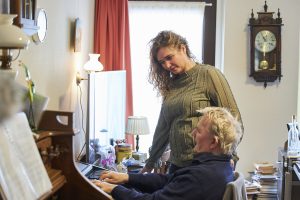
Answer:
74, 18, 82, 52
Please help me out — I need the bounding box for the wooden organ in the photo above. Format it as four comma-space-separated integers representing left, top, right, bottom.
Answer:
34, 110, 112, 200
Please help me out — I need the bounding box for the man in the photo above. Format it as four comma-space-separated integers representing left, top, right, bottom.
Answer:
92, 107, 242, 200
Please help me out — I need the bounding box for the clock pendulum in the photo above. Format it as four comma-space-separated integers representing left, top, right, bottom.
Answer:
259, 47, 268, 70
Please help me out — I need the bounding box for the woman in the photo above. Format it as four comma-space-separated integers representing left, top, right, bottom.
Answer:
141, 30, 243, 174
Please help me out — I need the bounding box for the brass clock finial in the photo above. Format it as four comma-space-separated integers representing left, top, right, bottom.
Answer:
276, 8, 282, 23
251, 9, 254, 19
264, 1, 268, 12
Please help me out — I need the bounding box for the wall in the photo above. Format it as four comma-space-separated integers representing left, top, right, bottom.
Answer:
11, 0, 95, 157
221, 0, 300, 176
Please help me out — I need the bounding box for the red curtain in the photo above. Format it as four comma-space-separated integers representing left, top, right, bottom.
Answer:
94, 0, 134, 146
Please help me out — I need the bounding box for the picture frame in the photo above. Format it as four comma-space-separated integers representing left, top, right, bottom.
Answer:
0, 0, 10, 13
74, 18, 82, 52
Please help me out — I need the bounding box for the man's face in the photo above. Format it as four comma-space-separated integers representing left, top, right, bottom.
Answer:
192, 117, 215, 153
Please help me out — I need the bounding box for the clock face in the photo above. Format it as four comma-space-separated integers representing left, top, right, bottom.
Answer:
255, 30, 277, 53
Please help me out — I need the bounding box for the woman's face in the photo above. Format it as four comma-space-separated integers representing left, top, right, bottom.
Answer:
156, 46, 189, 75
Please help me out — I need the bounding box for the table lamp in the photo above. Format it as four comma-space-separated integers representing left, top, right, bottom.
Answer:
0, 14, 30, 78
126, 116, 150, 152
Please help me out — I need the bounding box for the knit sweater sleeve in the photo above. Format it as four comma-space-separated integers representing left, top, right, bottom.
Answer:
146, 107, 170, 169
206, 67, 244, 142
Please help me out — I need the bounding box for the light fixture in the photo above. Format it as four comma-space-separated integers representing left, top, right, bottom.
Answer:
126, 116, 150, 152
83, 54, 103, 73
82, 53, 103, 163
0, 14, 30, 77
76, 54, 103, 85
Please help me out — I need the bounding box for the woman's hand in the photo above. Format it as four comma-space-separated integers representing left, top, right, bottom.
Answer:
100, 171, 129, 184
92, 180, 117, 194
139, 166, 153, 174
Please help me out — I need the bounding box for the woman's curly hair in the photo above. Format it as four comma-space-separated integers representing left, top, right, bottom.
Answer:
148, 30, 194, 97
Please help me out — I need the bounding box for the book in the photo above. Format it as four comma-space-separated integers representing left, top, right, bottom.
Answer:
0, 112, 52, 200
254, 162, 275, 174
254, 162, 273, 169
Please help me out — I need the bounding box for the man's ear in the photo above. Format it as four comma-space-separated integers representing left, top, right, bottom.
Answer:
210, 136, 219, 149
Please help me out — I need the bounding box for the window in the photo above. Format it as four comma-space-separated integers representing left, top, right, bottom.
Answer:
128, 0, 216, 153
129, 0, 217, 65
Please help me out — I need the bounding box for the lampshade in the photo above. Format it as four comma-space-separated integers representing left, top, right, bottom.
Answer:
0, 14, 30, 49
83, 54, 103, 73
126, 116, 150, 135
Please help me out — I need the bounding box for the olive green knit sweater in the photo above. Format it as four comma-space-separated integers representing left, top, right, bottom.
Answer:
146, 63, 243, 168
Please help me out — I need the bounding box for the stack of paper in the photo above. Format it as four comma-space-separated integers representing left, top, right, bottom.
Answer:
244, 179, 261, 199
250, 162, 278, 200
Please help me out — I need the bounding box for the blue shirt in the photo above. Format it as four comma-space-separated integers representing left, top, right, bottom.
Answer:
111, 153, 234, 200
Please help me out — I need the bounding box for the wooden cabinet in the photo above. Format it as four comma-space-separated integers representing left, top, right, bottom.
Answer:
277, 148, 300, 200
10, 0, 39, 35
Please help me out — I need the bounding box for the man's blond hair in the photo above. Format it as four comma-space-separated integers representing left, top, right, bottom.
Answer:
198, 107, 242, 154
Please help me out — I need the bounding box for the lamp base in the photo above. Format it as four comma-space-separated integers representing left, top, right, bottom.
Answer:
0, 49, 13, 70
135, 134, 140, 152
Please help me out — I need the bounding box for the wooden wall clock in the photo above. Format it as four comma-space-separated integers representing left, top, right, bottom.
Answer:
248, 1, 283, 87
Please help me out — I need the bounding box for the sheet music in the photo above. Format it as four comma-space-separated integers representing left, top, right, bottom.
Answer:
0, 112, 52, 200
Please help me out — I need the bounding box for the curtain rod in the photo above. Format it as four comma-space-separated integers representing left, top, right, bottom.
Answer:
129, 0, 214, 5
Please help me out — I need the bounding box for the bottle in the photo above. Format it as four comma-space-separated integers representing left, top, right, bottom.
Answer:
287, 115, 300, 156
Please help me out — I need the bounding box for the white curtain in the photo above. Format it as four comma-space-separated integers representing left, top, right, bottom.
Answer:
129, 2, 205, 153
